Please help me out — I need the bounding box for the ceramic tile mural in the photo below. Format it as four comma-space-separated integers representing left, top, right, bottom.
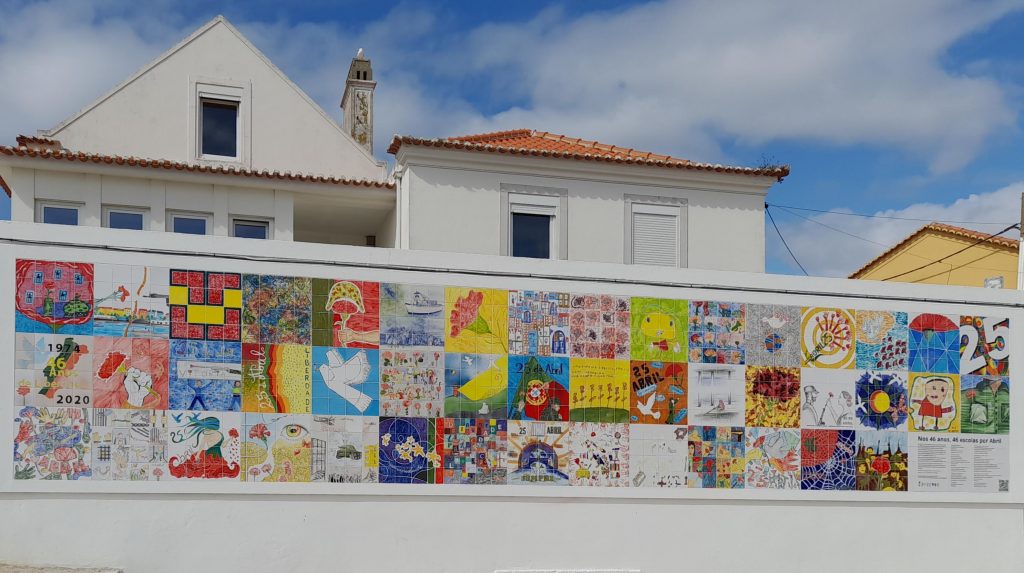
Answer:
744, 427, 800, 489
508, 355, 569, 421
629, 360, 687, 425
855, 311, 908, 370
569, 358, 629, 422
15, 333, 93, 408
437, 417, 507, 484
8, 258, 1013, 497
166, 410, 242, 479
379, 347, 444, 418
243, 343, 313, 414
566, 422, 629, 486
379, 283, 445, 347
854, 430, 908, 491
568, 293, 630, 360
444, 353, 507, 419
445, 287, 508, 355
89, 409, 169, 481
168, 270, 241, 341
92, 337, 169, 410
507, 420, 571, 485
745, 305, 801, 367
309, 415, 378, 483
630, 297, 688, 362
508, 290, 570, 356
908, 372, 960, 432
688, 300, 744, 364
799, 369, 855, 429
800, 429, 856, 490
241, 275, 311, 345
312, 279, 379, 349
688, 425, 745, 488
378, 416, 437, 484
801, 308, 856, 369
311, 347, 376, 415
93, 264, 169, 338
630, 424, 688, 487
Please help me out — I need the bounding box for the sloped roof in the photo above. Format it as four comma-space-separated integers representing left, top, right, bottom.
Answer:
849, 222, 1019, 278
388, 129, 789, 179
0, 138, 393, 189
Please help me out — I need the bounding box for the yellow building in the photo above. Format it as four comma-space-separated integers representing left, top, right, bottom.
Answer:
850, 222, 1019, 288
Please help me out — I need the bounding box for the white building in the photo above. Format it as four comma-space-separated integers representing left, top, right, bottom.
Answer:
0, 15, 787, 273
389, 129, 785, 272
0, 16, 395, 247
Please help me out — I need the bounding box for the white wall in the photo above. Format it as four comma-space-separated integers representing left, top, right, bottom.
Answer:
1, 495, 1019, 573
1, 223, 1021, 573
9, 166, 294, 240
43, 18, 385, 181
400, 150, 773, 272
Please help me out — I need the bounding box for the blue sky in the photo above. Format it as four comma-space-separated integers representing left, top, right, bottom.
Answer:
1, 0, 1023, 277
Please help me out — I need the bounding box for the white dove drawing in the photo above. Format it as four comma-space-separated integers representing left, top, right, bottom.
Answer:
318, 349, 373, 412
762, 315, 788, 329
635, 393, 661, 420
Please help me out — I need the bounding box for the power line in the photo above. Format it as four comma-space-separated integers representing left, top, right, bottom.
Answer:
911, 249, 1002, 284
766, 206, 808, 275
766, 202, 1015, 226
773, 205, 1016, 274
878, 222, 1020, 282
774, 205, 890, 247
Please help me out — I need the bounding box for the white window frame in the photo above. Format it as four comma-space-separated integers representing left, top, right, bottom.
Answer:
167, 210, 213, 236
102, 206, 148, 230
189, 78, 251, 166
231, 216, 273, 240
624, 195, 688, 267
499, 184, 568, 260
35, 200, 82, 226
198, 97, 241, 162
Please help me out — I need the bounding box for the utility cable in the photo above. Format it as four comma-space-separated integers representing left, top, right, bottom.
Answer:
766, 203, 1015, 226
774, 205, 1015, 275
766, 205, 808, 275
911, 249, 1002, 284
774, 205, 890, 247
878, 223, 1020, 282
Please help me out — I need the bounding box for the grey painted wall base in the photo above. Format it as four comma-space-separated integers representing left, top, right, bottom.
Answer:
0, 565, 121, 573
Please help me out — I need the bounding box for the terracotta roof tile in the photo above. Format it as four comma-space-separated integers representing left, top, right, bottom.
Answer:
16, 135, 61, 150
388, 129, 789, 179
849, 222, 1019, 278
0, 137, 394, 190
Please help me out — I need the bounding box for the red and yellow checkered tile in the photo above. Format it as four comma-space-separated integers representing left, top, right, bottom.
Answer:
169, 270, 242, 340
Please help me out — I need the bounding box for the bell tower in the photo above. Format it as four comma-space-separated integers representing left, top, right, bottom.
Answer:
341, 48, 376, 154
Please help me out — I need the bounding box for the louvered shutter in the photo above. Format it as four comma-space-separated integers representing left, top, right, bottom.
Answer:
631, 208, 678, 266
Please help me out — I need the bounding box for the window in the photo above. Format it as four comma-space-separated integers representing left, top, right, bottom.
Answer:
37, 202, 79, 226
500, 186, 567, 259
232, 218, 270, 240
103, 207, 146, 230
511, 212, 553, 258
200, 98, 239, 159
167, 212, 212, 235
627, 200, 686, 267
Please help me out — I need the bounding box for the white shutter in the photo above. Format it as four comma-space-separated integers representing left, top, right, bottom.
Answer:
631, 208, 678, 266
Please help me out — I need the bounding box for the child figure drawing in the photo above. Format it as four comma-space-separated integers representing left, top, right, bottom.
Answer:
911, 375, 956, 431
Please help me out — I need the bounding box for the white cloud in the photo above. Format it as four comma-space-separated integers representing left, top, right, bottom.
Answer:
767, 182, 1024, 277
0, 0, 1018, 173
0, 1, 190, 140
447, 0, 1022, 173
